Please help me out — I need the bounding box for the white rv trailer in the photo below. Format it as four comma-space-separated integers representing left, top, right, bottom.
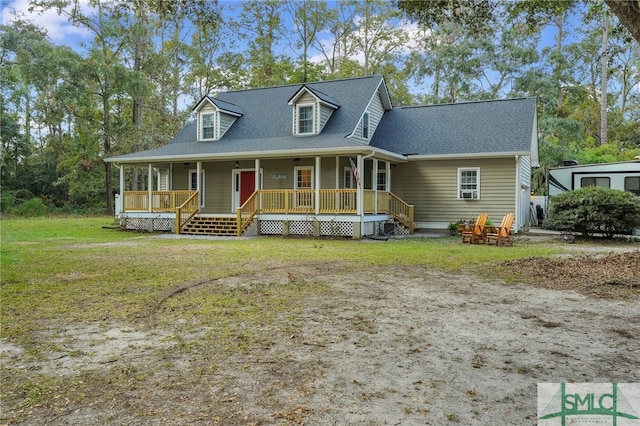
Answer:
548, 160, 640, 197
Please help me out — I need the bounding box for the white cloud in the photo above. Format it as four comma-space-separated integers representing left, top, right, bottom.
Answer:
1, 0, 94, 43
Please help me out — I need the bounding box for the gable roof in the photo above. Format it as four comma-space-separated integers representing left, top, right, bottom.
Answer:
287, 85, 340, 109
370, 97, 537, 161
192, 96, 244, 116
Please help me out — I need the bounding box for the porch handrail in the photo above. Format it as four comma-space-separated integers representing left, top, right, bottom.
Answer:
175, 191, 199, 234
388, 192, 414, 233
236, 191, 259, 236
123, 190, 196, 212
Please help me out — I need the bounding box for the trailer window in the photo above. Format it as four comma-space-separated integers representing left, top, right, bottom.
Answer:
625, 177, 640, 196
581, 177, 610, 188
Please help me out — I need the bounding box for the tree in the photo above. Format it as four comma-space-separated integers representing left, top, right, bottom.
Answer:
603, 0, 640, 45
286, 0, 332, 82
234, 0, 292, 87
395, 0, 640, 45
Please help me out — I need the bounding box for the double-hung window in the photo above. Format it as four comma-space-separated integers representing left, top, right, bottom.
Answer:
377, 171, 387, 191
458, 168, 480, 199
201, 113, 215, 140
297, 105, 314, 135
362, 112, 369, 139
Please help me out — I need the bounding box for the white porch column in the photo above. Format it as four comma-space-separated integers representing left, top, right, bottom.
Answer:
315, 157, 321, 214
386, 161, 391, 192
118, 164, 125, 215
254, 158, 260, 190
357, 155, 364, 237
356, 154, 363, 216
335, 156, 340, 188
147, 163, 153, 212
373, 159, 379, 214
196, 161, 202, 207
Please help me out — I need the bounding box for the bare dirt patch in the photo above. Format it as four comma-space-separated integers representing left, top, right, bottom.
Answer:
501, 249, 640, 299
3, 245, 639, 425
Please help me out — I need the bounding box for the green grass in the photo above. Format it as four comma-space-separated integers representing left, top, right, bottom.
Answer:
2, 217, 623, 423
1, 217, 556, 344
1, 217, 563, 346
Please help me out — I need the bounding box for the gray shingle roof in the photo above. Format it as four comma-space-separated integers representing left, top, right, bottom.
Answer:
107, 75, 384, 162
205, 96, 243, 116
105, 76, 537, 163
288, 85, 340, 109
370, 97, 536, 156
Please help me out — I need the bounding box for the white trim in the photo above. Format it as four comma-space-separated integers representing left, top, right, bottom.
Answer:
362, 112, 369, 139
106, 147, 408, 164
344, 167, 356, 189
231, 168, 263, 212
294, 165, 315, 189
409, 152, 530, 161
189, 168, 205, 207
457, 167, 480, 200
199, 111, 217, 141
295, 103, 315, 135
287, 86, 339, 110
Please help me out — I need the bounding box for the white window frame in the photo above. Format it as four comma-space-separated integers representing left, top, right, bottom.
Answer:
296, 104, 315, 135
344, 167, 356, 189
457, 167, 480, 200
200, 112, 216, 141
362, 112, 369, 139
189, 169, 206, 207
294, 166, 314, 190
376, 170, 387, 191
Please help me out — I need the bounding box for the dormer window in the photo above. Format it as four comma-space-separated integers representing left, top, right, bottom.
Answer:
289, 85, 339, 136
297, 104, 314, 135
201, 113, 215, 140
193, 95, 243, 142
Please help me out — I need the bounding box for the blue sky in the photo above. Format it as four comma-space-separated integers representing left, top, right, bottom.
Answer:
1, 0, 575, 51
1, 0, 587, 101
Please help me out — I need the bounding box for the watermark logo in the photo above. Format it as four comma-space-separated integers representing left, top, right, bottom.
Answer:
538, 383, 640, 425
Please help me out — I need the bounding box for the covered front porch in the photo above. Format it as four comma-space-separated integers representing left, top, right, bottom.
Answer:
116, 188, 413, 238
114, 154, 413, 238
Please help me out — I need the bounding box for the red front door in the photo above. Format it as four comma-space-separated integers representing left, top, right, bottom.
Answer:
240, 171, 255, 205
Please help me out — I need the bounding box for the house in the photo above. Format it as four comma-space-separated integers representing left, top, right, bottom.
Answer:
104, 75, 539, 238
548, 160, 640, 197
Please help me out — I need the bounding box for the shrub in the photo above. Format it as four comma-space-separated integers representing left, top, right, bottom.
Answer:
546, 186, 640, 238
10, 197, 49, 217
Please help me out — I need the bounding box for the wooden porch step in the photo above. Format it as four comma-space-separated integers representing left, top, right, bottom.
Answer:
182, 216, 239, 236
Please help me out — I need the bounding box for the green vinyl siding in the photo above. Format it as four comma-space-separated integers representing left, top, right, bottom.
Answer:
219, 113, 236, 139
391, 158, 517, 224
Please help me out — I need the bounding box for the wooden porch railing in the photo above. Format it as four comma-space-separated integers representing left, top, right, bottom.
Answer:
388, 192, 414, 232
175, 191, 199, 234
236, 191, 259, 236
123, 189, 413, 235
123, 190, 196, 212
235, 189, 413, 235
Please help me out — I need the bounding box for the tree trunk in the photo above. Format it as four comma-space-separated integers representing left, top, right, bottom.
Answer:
555, 16, 564, 109
604, 0, 640, 44
600, 13, 608, 146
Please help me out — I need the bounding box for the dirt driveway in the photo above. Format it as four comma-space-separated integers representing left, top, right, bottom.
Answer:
2, 239, 639, 425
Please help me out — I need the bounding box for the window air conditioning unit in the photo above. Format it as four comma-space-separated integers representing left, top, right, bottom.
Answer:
461, 190, 477, 199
